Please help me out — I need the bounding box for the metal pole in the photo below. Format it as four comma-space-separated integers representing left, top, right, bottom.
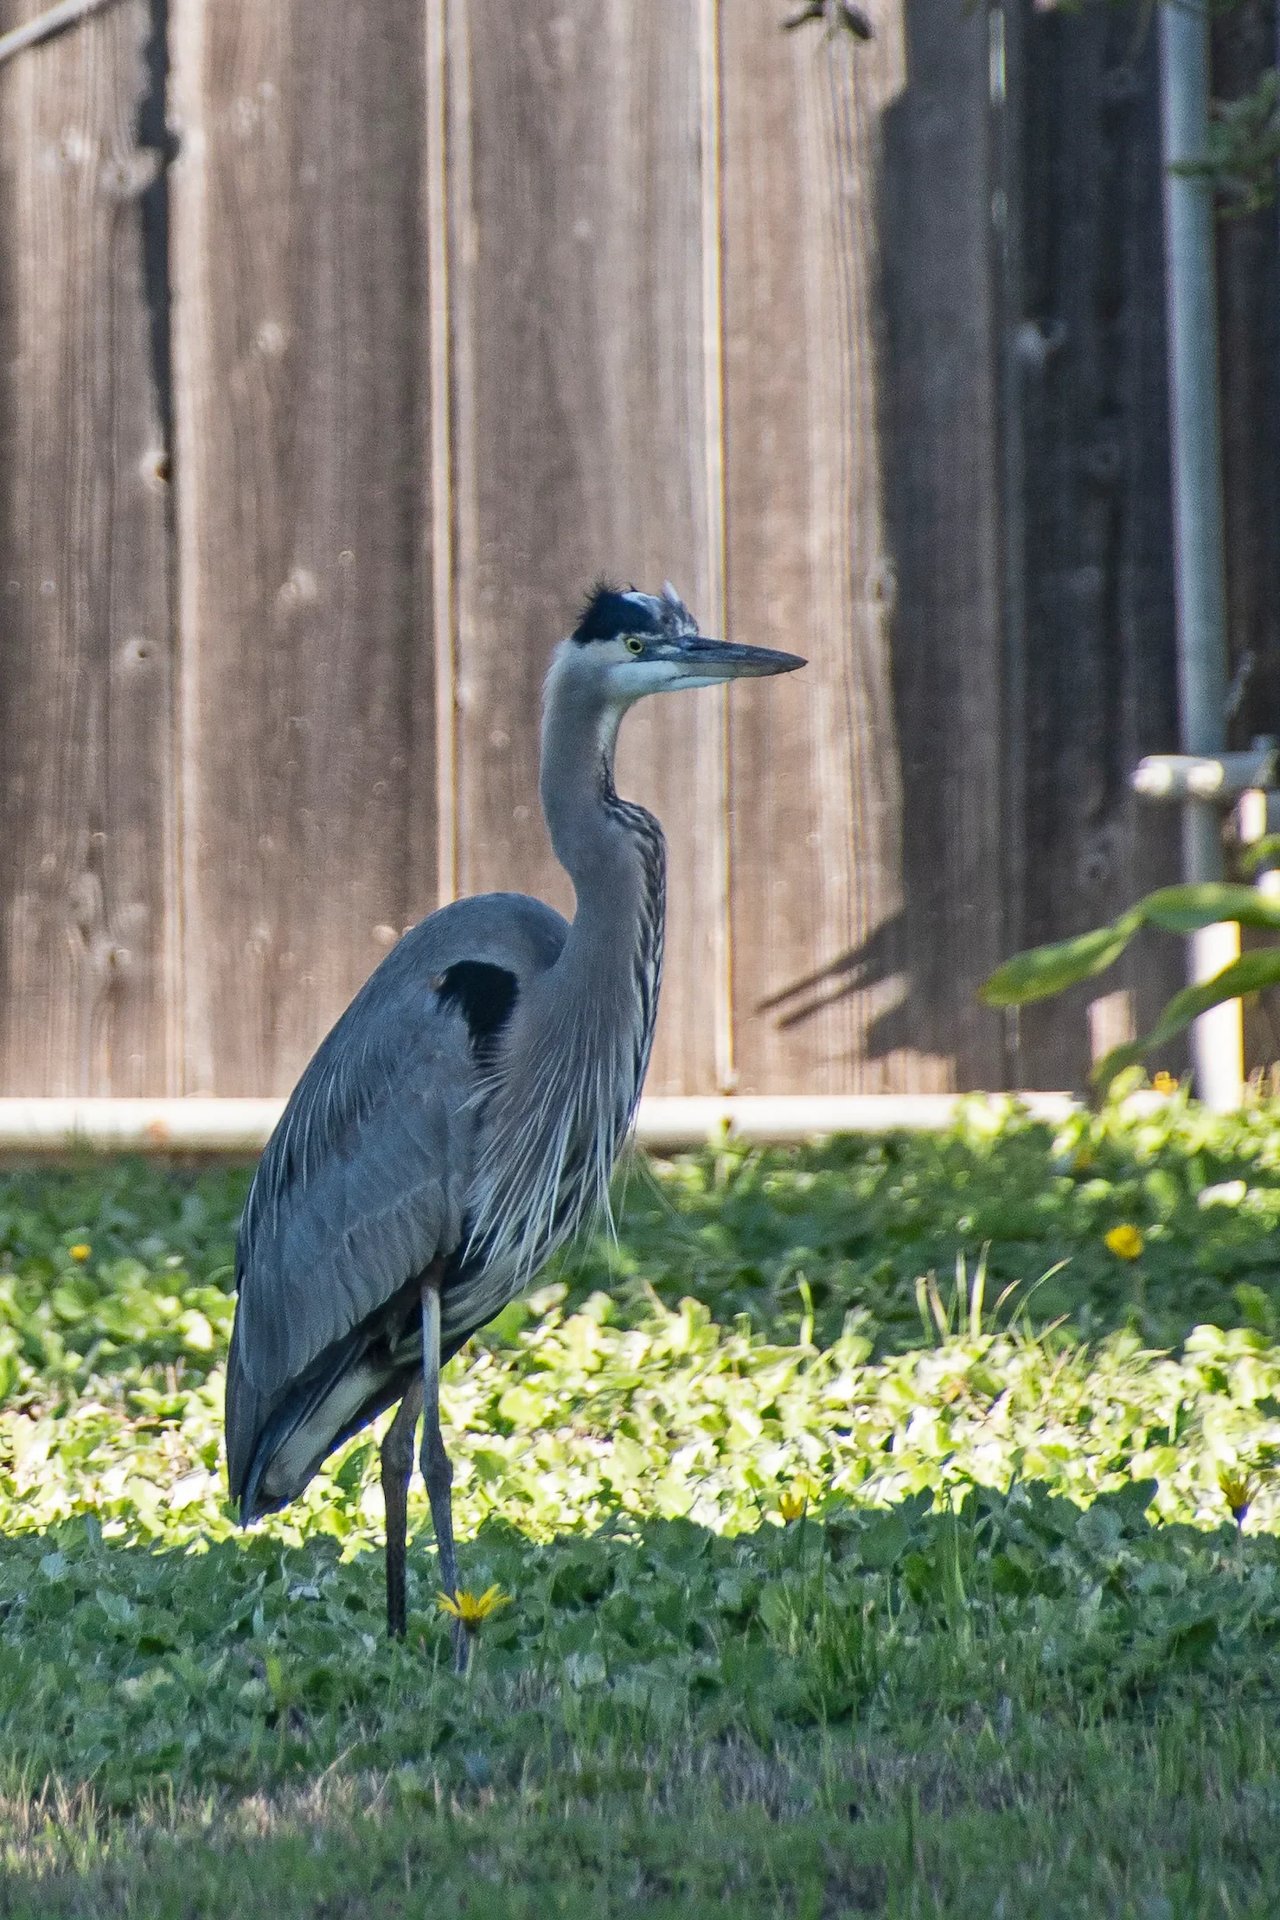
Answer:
1159, 0, 1240, 1109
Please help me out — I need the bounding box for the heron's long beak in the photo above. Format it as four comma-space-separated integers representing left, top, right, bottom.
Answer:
670, 636, 807, 684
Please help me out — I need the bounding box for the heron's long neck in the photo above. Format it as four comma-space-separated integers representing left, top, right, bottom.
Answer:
462, 659, 666, 1286
538, 670, 666, 1017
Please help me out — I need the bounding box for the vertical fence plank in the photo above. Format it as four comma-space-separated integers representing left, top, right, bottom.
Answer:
1214, 8, 1280, 748
170, 0, 434, 1094
442, 0, 723, 1094
0, 0, 174, 1094
1008, 8, 1181, 1085
1214, 9, 1280, 1071
719, 14, 903, 1096
721, 5, 1007, 1093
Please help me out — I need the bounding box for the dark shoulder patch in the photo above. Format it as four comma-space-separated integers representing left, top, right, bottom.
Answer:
434, 961, 519, 1067
572, 581, 663, 645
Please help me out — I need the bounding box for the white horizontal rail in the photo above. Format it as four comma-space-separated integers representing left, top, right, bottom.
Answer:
0, 1093, 1084, 1154
637, 1094, 1079, 1143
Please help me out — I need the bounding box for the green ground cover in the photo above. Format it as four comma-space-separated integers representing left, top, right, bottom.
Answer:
2, 1095, 1280, 1914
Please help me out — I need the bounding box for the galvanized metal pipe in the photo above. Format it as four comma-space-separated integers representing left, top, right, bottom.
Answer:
1159, 0, 1240, 1109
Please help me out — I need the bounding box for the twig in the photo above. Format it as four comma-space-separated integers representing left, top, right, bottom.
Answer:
0, 0, 119, 70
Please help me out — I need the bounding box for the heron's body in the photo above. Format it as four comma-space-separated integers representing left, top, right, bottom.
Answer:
225, 584, 802, 1658
226, 891, 573, 1518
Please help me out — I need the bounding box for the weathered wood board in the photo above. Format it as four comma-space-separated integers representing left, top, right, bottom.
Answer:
0, 0, 175, 1094
0, 0, 1261, 1099
722, 6, 1007, 1094
169, 0, 434, 1094
1007, 2, 1182, 1085
441, 0, 725, 1094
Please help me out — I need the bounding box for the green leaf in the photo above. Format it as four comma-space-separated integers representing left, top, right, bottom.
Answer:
982, 887, 1280, 1016
1239, 837, 1280, 877
980, 914, 1142, 1007
856, 1513, 911, 1569
1137, 884, 1280, 934
1164, 1613, 1218, 1665
1093, 948, 1280, 1088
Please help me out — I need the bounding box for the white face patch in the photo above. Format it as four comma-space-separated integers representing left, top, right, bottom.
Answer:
604, 652, 708, 699
547, 636, 713, 708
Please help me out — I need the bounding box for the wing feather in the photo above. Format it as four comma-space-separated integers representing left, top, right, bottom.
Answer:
233, 980, 476, 1408
225, 893, 568, 1504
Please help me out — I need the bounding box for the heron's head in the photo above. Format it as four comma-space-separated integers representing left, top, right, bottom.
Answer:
561, 581, 806, 701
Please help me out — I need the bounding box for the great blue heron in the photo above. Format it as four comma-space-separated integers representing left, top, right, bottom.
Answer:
225, 582, 804, 1661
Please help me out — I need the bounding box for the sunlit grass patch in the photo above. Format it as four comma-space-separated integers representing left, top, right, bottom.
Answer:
5, 1282, 1280, 1554
3, 1100, 1280, 1912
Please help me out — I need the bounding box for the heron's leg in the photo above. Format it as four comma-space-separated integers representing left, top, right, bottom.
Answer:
420, 1265, 466, 1672
380, 1374, 423, 1640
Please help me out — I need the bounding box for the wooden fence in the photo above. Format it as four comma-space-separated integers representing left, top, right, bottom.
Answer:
1, 0, 1276, 1100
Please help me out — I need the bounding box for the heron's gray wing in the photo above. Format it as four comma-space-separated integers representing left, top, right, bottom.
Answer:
232, 973, 477, 1414
228, 893, 569, 1464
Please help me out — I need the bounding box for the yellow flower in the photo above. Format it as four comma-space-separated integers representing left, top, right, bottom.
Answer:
436, 1584, 512, 1632
1104, 1224, 1144, 1261
68, 1243, 91, 1263
1217, 1466, 1257, 1525
778, 1489, 808, 1524
1152, 1070, 1178, 1096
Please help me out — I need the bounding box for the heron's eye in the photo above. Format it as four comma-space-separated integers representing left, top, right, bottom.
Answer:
624, 635, 644, 656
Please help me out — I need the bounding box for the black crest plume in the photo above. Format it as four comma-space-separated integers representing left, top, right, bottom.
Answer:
571, 580, 691, 645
